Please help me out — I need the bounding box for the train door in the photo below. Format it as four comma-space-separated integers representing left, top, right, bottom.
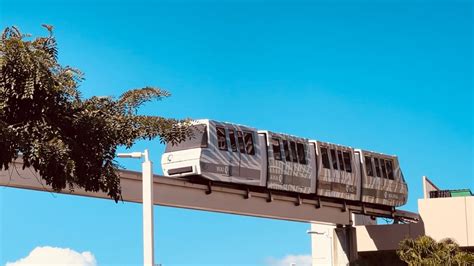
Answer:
354, 150, 364, 201
282, 137, 295, 189
232, 126, 263, 186
289, 138, 313, 194
200, 122, 233, 182
337, 147, 359, 200
226, 125, 241, 179
266, 132, 282, 189
316, 142, 341, 199
257, 132, 268, 187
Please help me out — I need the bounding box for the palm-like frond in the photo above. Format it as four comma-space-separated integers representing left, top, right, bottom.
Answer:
397, 236, 474, 265
118, 87, 170, 113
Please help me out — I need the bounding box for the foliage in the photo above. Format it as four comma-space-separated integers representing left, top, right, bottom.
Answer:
397, 235, 474, 265
0, 25, 191, 201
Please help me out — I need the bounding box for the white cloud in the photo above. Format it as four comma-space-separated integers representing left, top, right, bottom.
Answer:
266, 254, 312, 266
6, 246, 97, 266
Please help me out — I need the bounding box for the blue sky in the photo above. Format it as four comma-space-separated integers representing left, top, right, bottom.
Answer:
1, 0, 472, 265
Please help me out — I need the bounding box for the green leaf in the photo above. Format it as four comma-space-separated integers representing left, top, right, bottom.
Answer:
0, 25, 192, 202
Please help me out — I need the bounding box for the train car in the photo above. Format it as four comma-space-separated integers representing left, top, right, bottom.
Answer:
261, 131, 316, 194
356, 150, 408, 207
314, 141, 361, 202
161, 119, 409, 208
162, 119, 266, 187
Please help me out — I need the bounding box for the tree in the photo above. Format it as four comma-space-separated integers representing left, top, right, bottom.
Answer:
397, 235, 474, 265
0, 25, 191, 201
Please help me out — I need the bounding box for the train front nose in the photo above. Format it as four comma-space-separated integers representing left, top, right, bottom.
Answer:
161, 149, 202, 176
161, 124, 208, 177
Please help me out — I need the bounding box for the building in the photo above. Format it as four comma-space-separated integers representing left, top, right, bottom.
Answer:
310, 176, 474, 265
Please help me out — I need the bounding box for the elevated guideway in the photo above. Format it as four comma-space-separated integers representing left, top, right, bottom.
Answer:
0, 160, 418, 225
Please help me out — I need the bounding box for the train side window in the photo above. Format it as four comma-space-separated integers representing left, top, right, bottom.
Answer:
365, 156, 374, 176
237, 131, 246, 153
343, 152, 352, 173
321, 147, 331, 169
165, 124, 208, 152
380, 158, 388, 179
272, 138, 282, 160
386, 160, 394, 180
216, 127, 228, 151
201, 126, 209, 148
290, 141, 298, 163
330, 149, 338, 170
337, 150, 345, 171
297, 143, 306, 164
228, 129, 237, 152
243, 131, 255, 155
283, 140, 291, 161
374, 158, 382, 177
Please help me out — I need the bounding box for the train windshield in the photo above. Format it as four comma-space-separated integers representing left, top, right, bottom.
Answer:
165, 124, 208, 152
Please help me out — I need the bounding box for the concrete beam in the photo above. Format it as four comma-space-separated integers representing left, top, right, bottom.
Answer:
1, 161, 352, 224
1, 161, 419, 225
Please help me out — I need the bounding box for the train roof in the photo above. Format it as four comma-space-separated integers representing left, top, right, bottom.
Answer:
192, 119, 254, 128
355, 148, 398, 158
193, 119, 398, 157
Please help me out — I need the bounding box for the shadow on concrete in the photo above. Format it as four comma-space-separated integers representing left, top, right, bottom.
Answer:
352, 219, 426, 265
363, 219, 425, 251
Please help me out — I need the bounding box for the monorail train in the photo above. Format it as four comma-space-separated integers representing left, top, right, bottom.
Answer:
161, 119, 408, 207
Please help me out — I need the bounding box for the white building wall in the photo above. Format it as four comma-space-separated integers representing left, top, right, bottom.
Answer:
355, 196, 474, 252
418, 196, 474, 246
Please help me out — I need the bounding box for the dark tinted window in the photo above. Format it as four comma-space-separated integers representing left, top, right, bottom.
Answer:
237, 131, 245, 153
337, 150, 345, 171
343, 152, 352, 173
216, 127, 227, 150
297, 143, 306, 164
272, 138, 282, 160
365, 156, 374, 176
380, 159, 388, 179
386, 160, 394, 180
330, 149, 338, 170
321, 147, 331, 169
374, 158, 382, 177
165, 124, 208, 152
283, 140, 291, 161
228, 129, 237, 152
243, 131, 255, 155
290, 141, 298, 163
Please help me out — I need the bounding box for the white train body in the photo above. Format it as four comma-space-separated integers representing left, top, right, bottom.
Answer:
161, 119, 408, 207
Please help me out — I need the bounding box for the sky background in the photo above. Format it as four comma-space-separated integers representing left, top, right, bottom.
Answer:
1, 0, 473, 265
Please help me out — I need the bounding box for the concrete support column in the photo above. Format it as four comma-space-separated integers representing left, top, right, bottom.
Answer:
310, 223, 358, 265
310, 214, 370, 265
309, 223, 336, 265
333, 225, 358, 265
